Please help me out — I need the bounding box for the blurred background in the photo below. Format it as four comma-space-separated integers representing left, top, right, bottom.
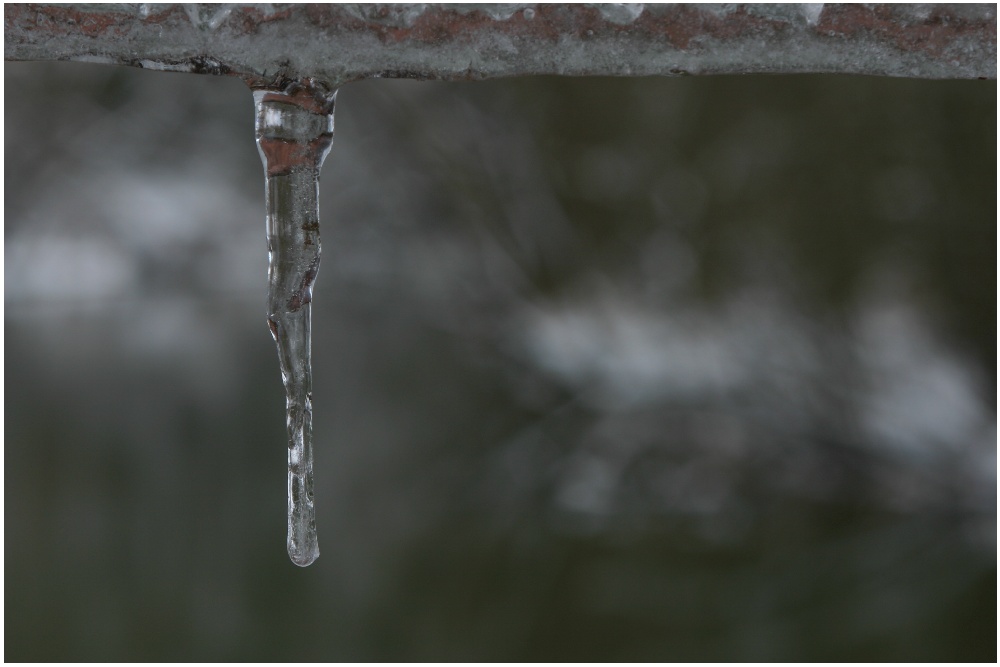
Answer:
4, 61, 996, 661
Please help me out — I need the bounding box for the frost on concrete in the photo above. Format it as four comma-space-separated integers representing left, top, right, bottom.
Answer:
5, 4, 996, 86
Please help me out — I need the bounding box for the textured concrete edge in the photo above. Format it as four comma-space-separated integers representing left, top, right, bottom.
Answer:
4, 4, 997, 85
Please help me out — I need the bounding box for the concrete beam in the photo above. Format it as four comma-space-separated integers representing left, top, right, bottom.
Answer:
5, 4, 996, 86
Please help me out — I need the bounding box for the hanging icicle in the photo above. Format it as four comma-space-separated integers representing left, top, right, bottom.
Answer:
254, 79, 337, 567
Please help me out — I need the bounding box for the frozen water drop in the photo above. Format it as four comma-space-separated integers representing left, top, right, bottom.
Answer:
483, 5, 521, 21
254, 80, 337, 567
801, 3, 824, 27
595, 3, 644, 25
523, 7, 536, 20
184, 3, 233, 31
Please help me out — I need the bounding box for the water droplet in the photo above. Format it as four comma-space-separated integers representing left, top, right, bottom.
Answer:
254, 80, 337, 567
523, 7, 536, 20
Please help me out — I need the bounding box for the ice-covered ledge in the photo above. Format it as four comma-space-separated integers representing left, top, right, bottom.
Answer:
4, 4, 996, 85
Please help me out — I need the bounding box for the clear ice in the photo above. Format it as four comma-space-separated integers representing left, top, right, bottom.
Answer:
253, 80, 337, 567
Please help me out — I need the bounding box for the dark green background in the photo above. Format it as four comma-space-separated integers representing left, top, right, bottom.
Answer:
5, 61, 996, 661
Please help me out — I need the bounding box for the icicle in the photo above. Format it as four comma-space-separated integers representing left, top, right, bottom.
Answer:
253, 80, 336, 567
